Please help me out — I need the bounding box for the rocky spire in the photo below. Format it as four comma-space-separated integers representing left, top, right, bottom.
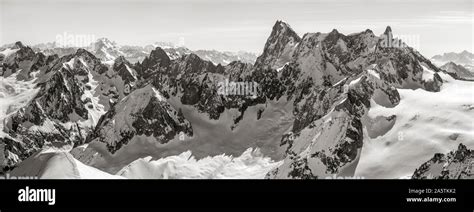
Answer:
383, 26, 392, 35
148, 47, 171, 67
254, 20, 301, 69
412, 143, 473, 179
137, 47, 171, 79
14, 41, 25, 49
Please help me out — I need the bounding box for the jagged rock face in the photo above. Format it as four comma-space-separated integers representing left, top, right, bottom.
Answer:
129, 24, 414, 179
12, 42, 36, 61
112, 56, 138, 91
1, 42, 38, 78
262, 27, 411, 179
30, 41, 77, 58
1, 21, 449, 178
94, 55, 139, 111
148, 51, 265, 122
0, 48, 139, 172
122, 23, 440, 178
39, 47, 78, 58
89, 38, 122, 61
162, 47, 192, 60
267, 96, 364, 178
137, 47, 271, 128
32, 39, 258, 66
0, 43, 65, 172
254, 20, 301, 70
255, 23, 442, 93
412, 144, 473, 179
276, 25, 441, 91
267, 110, 364, 179
372, 31, 444, 92
266, 69, 400, 179
440, 62, 474, 81
224, 61, 254, 79
137, 47, 171, 79
0, 46, 60, 172
431, 50, 474, 66
193, 49, 257, 65
0, 137, 28, 171
1, 51, 103, 170
168, 53, 222, 76
87, 85, 193, 154
144, 42, 258, 65
118, 45, 149, 63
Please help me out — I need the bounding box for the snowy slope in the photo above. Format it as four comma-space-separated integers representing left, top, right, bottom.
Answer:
0, 72, 39, 138
440, 62, 474, 81
10, 147, 280, 179
10, 148, 124, 179
3, 21, 473, 179
116, 148, 282, 179
356, 73, 474, 178
71, 95, 293, 174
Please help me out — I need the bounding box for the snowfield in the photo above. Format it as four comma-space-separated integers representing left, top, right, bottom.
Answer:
11, 147, 281, 179
0, 72, 39, 137
10, 148, 124, 179
116, 148, 282, 179
356, 72, 474, 179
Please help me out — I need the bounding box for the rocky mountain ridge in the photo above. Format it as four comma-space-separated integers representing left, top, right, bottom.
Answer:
0, 21, 469, 179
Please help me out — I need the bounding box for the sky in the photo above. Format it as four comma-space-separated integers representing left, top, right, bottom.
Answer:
0, 0, 473, 57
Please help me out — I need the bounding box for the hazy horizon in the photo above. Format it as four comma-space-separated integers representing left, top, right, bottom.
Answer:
1, 0, 473, 57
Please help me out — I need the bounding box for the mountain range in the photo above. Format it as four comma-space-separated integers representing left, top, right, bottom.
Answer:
0, 21, 472, 179
431, 50, 474, 67
0, 38, 258, 66
431, 50, 474, 73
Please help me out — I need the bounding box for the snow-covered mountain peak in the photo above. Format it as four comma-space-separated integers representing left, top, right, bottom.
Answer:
275, 20, 294, 32
440, 61, 474, 81
137, 47, 171, 78
74, 48, 98, 60
88, 38, 122, 61
431, 50, 474, 67
26, 38, 257, 66
87, 83, 193, 154
152, 41, 178, 49
254, 20, 301, 69
149, 47, 170, 61
94, 38, 117, 49
113, 55, 129, 67
2, 20, 472, 180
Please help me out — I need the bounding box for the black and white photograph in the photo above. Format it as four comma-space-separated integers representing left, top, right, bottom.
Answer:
0, 0, 473, 210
